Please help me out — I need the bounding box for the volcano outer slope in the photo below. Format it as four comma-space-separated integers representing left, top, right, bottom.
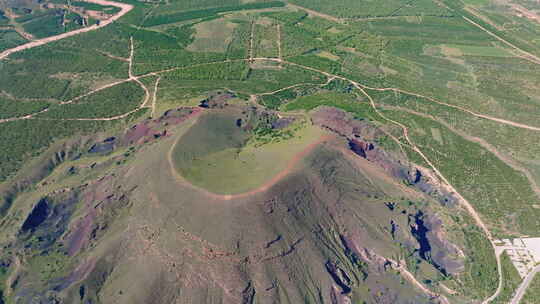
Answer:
0, 106, 492, 303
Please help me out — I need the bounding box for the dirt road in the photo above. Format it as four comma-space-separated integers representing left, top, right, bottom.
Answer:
462, 16, 540, 65
151, 77, 161, 118
286, 3, 344, 23
0, 0, 133, 60
382, 105, 540, 198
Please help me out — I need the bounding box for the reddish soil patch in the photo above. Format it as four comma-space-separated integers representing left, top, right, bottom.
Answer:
124, 123, 152, 144
311, 106, 381, 140
123, 107, 203, 145
67, 213, 95, 256
349, 139, 374, 158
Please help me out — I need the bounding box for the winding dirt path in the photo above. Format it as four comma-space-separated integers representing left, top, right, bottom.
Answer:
392, 259, 449, 303
0, 108, 49, 123
259, 76, 334, 96
382, 105, 540, 198
0, 0, 134, 60
357, 86, 503, 304
128, 37, 151, 109
61, 79, 132, 105
364, 86, 540, 132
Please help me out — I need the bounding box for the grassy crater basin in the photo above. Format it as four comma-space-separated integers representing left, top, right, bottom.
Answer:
171, 108, 327, 195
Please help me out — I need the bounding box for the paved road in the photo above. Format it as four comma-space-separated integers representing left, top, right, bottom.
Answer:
510, 265, 540, 304
0, 0, 133, 60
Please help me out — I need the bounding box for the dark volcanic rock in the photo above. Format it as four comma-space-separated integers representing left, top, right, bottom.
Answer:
88, 142, 114, 154
410, 211, 464, 275
349, 139, 374, 158
313, 106, 459, 207
325, 261, 352, 294
21, 198, 50, 232
200, 92, 235, 108
20, 193, 79, 250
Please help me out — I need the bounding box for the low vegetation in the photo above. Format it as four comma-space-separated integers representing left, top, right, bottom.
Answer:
0, 96, 50, 119
40, 81, 144, 119
284, 91, 379, 121
288, 0, 452, 18
0, 110, 144, 181
142, 1, 285, 27
492, 252, 522, 304
380, 107, 540, 236
459, 224, 499, 300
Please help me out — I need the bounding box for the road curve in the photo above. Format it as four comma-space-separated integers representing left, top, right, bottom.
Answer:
0, 0, 133, 60
510, 265, 540, 304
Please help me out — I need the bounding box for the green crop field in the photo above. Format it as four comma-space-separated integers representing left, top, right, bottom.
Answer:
0, 29, 26, 52
142, 1, 285, 27
187, 18, 238, 53
288, 0, 452, 18
40, 81, 145, 119
0, 96, 50, 119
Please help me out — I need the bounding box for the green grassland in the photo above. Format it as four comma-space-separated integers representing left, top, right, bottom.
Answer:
0, 31, 129, 101
71, 1, 120, 13
151, 0, 243, 14
441, 0, 540, 57
267, 13, 540, 126
283, 91, 381, 122
253, 21, 279, 58
22, 13, 68, 39
186, 18, 238, 53
437, 43, 514, 57
11, 5, 87, 39
459, 224, 499, 300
